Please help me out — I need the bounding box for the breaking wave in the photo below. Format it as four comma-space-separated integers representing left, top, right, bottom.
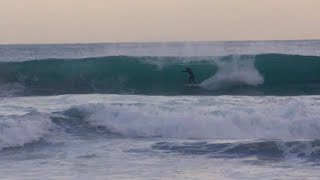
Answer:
60, 99, 320, 140
0, 112, 53, 150
2, 97, 320, 161
0, 54, 320, 96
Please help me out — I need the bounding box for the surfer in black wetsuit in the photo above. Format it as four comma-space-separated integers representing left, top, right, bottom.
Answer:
182, 67, 196, 83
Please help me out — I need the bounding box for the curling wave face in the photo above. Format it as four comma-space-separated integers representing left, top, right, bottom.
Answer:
0, 54, 320, 96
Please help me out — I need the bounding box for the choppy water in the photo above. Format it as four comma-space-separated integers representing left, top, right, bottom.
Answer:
1, 41, 320, 179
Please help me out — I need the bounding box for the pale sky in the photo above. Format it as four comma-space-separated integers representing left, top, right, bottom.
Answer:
0, 0, 320, 44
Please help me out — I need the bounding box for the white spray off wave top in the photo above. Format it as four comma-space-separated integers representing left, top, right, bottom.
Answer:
200, 55, 264, 89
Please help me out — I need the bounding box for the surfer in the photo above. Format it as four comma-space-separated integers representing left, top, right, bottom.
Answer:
182, 67, 196, 83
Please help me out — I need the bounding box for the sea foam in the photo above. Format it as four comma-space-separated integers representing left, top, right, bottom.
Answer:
0, 112, 53, 150
67, 97, 320, 140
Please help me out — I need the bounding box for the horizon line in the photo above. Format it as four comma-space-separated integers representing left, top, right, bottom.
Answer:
1, 38, 320, 46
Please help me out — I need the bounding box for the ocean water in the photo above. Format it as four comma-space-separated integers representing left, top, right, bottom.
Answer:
1, 40, 320, 179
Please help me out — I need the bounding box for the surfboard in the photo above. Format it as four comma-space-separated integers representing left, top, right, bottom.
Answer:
185, 84, 200, 87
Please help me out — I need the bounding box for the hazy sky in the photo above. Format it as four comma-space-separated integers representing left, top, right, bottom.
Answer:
0, 0, 320, 44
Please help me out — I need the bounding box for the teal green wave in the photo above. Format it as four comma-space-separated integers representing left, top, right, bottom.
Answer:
0, 54, 320, 96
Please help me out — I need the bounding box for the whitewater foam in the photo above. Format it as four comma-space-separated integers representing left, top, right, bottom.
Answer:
66, 97, 320, 140
0, 112, 53, 150
200, 55, 264, 89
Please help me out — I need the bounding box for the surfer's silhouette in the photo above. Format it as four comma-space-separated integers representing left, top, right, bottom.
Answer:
182, 67, 196, 83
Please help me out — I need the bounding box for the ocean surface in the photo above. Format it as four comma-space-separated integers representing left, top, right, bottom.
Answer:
1, 40, 320, 179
